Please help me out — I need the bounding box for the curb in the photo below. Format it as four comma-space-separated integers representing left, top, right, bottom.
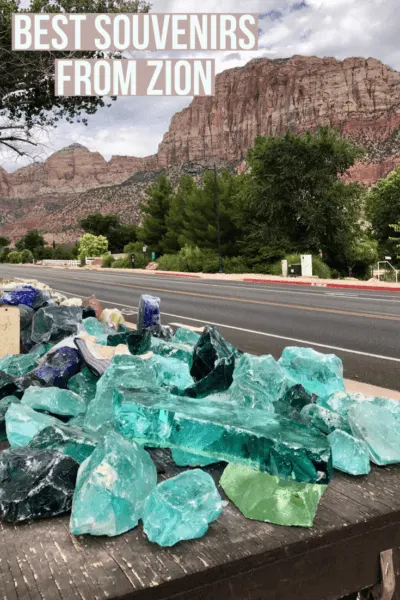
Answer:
243, 278, 400, 293
151, 272, 201, 279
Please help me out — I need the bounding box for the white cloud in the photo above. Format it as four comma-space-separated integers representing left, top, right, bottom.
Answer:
2, 0, 400, 172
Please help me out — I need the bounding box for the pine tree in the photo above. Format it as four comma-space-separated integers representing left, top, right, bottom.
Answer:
139, 175, 173, 253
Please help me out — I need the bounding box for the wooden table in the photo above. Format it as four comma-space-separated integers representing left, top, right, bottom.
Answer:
1, 447, 400, 600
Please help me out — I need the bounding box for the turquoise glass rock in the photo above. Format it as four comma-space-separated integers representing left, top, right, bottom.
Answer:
6, 403, 62, 447
28, 343, 53, 361
83, 355, 157, 432
21, 386, 87, 417
327, 430, 370, 475
171, 449, 219, 467
0, 353, 38, 376
279, 347, 345, 399
0, 396, 20, 441
83, 317, 115, 345
152, 355, 193, 390
190, 325, 235, 381
151, 338, 193, 364
348, 402, 400, 465
220, 464, 326, 527
173, 327, 201, 346
113, 387, 332, 484
70, 430, 157, 536
31, 306, 83, 344
28, 424, 99, 463
184, 355, 235, 398
142, 469, 223, 547
228, 353, 290, 410
318, 392, 370, 417
300, 404, 351, 435
67, 368, 98, 404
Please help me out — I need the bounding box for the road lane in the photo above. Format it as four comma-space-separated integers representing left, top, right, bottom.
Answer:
1, 265, 399, 390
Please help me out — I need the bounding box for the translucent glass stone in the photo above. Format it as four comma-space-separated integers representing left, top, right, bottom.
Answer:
220, 464, 326, 527
0, 396, 20, 441
142, 469, 223, 547
6, 403, 62, 447
171, 449, 219, 467
113, 387, 332, 484
0, 353, 38, 376
327, 430, 370, 475
83, 317, 115, 345
67, 368, 98, 404
348, 402, 400, 465
190, 325, 236, 382
300, 404, 351, 435
0, 446, 78, 522
70, 430, 157, 537
151, 338, 193, 364
279, 347, 345, 399
28, 424, 99, 463
31, 306, 83, 344
173, 327, 201, 346
137, 295, 161, 331
21, 386, 87, 417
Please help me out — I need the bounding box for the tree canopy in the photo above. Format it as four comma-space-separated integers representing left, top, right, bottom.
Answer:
0, 0, 150, 156
139, 175, 173, 253
15, 229, 45, 252
78, 233, 108, 258
366, 167, 400, 259
80, 213, 137, 252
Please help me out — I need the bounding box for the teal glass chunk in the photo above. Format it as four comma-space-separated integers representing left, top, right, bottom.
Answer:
221, 464, 326, 527
70, 430, 157, 536
229, 353, 290, 410
28, 343, 53, 361
113, 387, 332, 484
318, 392, 370, 417
327, 430, 370, 475
28, 424, 99, 463
0, 353, 38, 376
184, 356, 235, 398
83, 317, 115, 345
300, 404, 351, 435
6, 403, 62, 447
151, 338, 193, 364
68, 368, 98, 404
0, 396, 20, 441
142, 469, 223, 547
152, 355, 193, 390
190, 325, 235, 381
348, 402, 400, 465
171, 449, 219, 467
83, 355, 158, 432
173, 327, 201, 346
21, 386, 87, 417
279, 347, 345, 399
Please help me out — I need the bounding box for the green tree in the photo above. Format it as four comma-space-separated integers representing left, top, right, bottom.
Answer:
366, 168, 400, 259
15, 229, 45, 252
179, 170, 242, 256
389, 221, 400, 259
0, 0, 150, 156
235, 127, 364, 269
161, 175, 196, 254
8, 251, 22, 263
80, 213, 137, 252
78, 233, 108, 259
0, 236, 9, 248
139, 175, 173, 253
20, 249, 34, 263
34, 246, 54, 260
347, 237, 379, 279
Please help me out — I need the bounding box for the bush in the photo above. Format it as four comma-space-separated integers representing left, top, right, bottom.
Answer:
222, 256, 251, 274
112, 257, 131, 269
20, 249, 34, 264
157, 254, 181, 271
8, 251, 22, 264
270, 254, 331, 279
101, 254, 115, 268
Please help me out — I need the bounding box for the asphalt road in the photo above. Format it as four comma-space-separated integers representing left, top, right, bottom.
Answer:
1, 265, 400, 390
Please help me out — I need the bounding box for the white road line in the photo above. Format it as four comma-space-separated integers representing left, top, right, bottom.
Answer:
55, 289, 400, 362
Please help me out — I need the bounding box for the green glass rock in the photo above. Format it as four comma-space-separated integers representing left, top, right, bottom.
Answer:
0, 396, 20, 441
6, 403, 62, 447
171, 449, 219, 467
348, 402, 400, 465
28, 424, 99, 463
228, 353, 290, 410
0, 353, 38, 376
28, 343, 53, 361
31, 306, 83, 344
113, 387, 332, 484
220, 464, 326, 527
0, 371, 22, 400
83, 317, 116, 345
0, 447, 79, 523
300, 404, 351, 435
279, 347, 345, 399
151, 338, 193, 364
70, 430, 157, 536
327, 430, 370, 475
153, 355, 193, 390
21, 386, 87, 417
127, 330, 152, 355
190, 325, 235, 382
68, 368, 98, 404
142, 469, 223, 547
184, 356, 235, 398
173, 327, 201, 346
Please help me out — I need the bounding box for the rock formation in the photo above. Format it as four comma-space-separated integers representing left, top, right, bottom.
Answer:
1, 55, 400, 242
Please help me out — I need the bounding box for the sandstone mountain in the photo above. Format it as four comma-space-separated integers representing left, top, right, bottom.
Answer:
1, 55, 400, 243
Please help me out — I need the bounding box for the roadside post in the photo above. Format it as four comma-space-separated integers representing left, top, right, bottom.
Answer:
130, 254, 135, 268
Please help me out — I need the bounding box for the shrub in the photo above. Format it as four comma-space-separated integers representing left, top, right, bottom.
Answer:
157, 254, 181, 271
101, 254, 115, 268
222, 256, 250, 274
8, 251, 22, 264
270, 254, 331, 279
112, 257, 131, 269
20, 249, 34, 264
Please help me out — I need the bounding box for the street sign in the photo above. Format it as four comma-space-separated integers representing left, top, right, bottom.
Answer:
143, 246, 147, 253
385, 256, 392, 260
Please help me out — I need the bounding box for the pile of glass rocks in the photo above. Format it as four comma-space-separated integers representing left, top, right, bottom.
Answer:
0, 280, 399, 547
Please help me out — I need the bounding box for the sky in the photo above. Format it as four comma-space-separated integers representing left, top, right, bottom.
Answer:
3, 0, 400, 172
